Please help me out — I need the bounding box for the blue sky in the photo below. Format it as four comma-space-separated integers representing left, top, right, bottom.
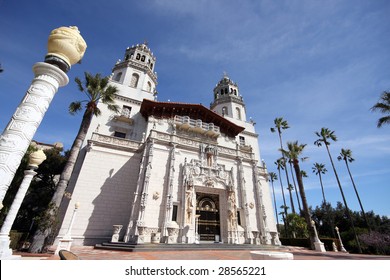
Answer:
0, 0, 389, 219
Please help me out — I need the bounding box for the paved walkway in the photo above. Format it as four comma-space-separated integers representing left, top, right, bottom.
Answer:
17, 246, 390, 260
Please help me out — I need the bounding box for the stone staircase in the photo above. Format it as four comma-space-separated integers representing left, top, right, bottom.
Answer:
94, 242, 285, 252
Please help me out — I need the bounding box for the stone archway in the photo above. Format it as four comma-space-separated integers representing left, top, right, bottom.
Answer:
196, 193, 220, 241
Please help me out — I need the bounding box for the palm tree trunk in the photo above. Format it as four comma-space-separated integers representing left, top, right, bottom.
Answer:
325, 145, 362, 253
289, 162, 302, 212
29, 110, 93, 253
345, 160, 371, 232
278, 132, 295, 214
318, 173, 327, 204
52, 110, 93, 208
277, 167, 288, 217
292, 159, 316, 250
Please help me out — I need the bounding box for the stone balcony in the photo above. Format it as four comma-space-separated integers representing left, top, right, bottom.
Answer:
113, 108, 134, 124
174, 115, 220, 138
89, 133, 142, 151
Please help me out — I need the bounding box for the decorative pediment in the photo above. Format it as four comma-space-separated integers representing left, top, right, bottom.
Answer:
183, 159, 233, 190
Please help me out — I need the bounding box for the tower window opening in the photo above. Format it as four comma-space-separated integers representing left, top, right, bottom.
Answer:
234, 89, 237, 95
221, 89, 224, 95
225, 88, 228, 94
239, 136, 245, 146
141, 55, 146, 62
146, 81, 152, 92
130, 73, 139, 88
136, 53, 141, 60
236, 107, 241, 120
222, 106, 228, 116
114, 72, 122, 82
125, 54, 130, 60
150, 63, 154, 70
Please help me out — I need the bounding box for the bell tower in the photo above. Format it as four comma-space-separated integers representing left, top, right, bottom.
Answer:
110, 42, 158, 101
210, 73, 247, 123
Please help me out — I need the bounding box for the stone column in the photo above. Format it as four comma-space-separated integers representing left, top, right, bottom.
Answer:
252, 162, 270, 245
136, 140, 154, 243
0, 169, 36, 259
0, 150, 46, 259
237, 158, 251, 243
162, 144, 176, 242
0, 26, 86, 206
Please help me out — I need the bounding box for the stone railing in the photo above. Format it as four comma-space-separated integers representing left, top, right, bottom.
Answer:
174, 115, 220, 138
89, 133, 141, 151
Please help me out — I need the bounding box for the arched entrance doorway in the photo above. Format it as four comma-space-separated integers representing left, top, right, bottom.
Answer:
196, 193, 220, 241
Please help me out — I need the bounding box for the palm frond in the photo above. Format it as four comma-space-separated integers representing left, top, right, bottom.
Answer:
69, 101, 83, 115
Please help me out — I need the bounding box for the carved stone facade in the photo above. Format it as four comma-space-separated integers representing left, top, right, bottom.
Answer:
54, 43, 280, 248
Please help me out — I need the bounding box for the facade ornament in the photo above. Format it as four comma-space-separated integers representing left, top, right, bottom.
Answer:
46, 26, 87, 72
153, 191, 160, 200
249, 202, 255, 209
185, 185, 195, 224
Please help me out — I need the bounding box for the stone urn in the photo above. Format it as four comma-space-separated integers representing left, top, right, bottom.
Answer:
28, 150, 46, 169
46, 26, 87, 71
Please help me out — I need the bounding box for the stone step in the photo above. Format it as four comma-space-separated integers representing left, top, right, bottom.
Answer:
94, 242, 285, 252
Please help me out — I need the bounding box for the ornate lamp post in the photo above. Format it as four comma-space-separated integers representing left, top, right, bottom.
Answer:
311, 220, 326, 252
0, 149, 46, 259
55, 202, 80, 255
0, 26, 87, 207
335, 226, 347, 253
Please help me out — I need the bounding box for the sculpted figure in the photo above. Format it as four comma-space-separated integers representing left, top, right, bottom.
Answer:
186, 185, 195, 224
46, 26, 87, 71
227, 190, 237, 228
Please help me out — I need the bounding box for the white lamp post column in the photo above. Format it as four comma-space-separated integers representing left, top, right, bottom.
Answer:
311, 220, 326, 252
0, 149, 46, 259
0, 26, 86, 206
335, 226, 348, 253
55, 202, 80, 255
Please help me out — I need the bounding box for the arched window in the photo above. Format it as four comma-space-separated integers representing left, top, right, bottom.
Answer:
224, 88, 228, 94
221, 89, 224, 95
146, 81, 152, 92
222, 106, 228, 116
130, 73, 139, 88
136, 53, 141, 60
150, 63, 154, 70
236, 107, 241, 120
114, 72, 122, 82
141, 55, 146, 62
234, 89, 237, 95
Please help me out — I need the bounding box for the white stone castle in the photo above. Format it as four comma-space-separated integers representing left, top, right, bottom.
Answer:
55, 43, 280, 247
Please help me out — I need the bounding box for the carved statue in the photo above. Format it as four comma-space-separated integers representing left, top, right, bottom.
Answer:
46, 26, 87, 71
186, 185, 195, 224
227, 190, 237, 229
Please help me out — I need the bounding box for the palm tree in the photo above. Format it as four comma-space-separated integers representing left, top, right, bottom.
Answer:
312, 163, 328, 204
287, 154, 302, 213
271, 117, 295, 213
314, 127, 362, 253
30, 72, 119, 252
274, 158, 288, 218
268, 172, 280, 232
370, 91, 390, 128
281, 141, 316, 249
52, 72, 120, 209
338, 148, 371, 232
